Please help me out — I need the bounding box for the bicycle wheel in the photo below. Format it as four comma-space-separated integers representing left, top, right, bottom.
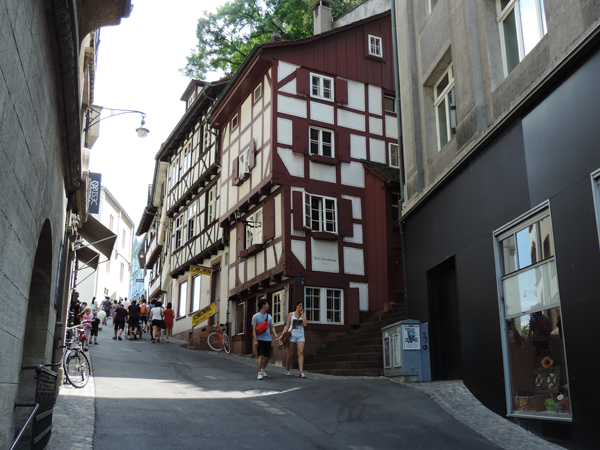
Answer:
222, 333, 231, 354
207, 332, 223, 352
64, 349, 90, 388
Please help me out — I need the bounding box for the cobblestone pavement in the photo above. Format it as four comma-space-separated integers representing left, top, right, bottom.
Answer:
398, 380, 566, 450
48, 352, 95, 450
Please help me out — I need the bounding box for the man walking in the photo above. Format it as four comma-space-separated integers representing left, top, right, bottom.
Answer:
101, 296, 112, 325
252, 298, 278, 380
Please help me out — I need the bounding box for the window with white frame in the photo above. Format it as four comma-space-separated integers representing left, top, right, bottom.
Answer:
497, 0, 547, 76
272, 290, 285, 326
232, 114, 239, 130
309, 126, 334, 158
192, 275, 201, 313
434, 63, 457, 150
303, 193, 337, 233
253, 83, 262, 102
311, 73, 334, 101
245, 209, 263, 248
384, 96, 396, 113
170, 159, 180, 190
495, 205, 570, 417
239, 147, 250, 176
368, 35, 383, 58
206, 186, 217, 223
389, 143, 400, 168
305, 287, 343, 324
178, 280, 188, 317
174, 215, 183, 250
187, 201, 197, 241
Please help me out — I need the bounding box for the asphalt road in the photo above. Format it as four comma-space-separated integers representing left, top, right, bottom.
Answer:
91, 327, 500, 450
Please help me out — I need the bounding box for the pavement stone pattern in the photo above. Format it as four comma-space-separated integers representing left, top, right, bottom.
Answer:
49, 353, 95, 450
399, 380, 565, 450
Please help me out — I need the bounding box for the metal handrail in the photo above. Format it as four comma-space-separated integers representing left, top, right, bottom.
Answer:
10, 403, 40, 450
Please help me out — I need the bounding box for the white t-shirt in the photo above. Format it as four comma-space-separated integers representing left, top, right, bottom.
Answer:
151, 307, 164, 321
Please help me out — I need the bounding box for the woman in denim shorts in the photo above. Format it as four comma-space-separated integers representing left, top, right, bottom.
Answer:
281, 301, 308, 378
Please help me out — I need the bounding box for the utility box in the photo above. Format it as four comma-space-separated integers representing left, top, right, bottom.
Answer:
381, 319, 431, 381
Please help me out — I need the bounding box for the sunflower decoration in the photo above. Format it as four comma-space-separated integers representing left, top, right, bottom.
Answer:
541, 356, 554, 368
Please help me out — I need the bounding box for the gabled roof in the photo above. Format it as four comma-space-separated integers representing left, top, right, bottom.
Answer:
362, 160, 400, 186
208, 10, 391, 127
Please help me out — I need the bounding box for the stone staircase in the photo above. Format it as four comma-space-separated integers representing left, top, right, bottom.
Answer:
304, 303, 407, 376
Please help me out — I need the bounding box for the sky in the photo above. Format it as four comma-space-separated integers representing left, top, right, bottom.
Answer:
89, 0, 226, 233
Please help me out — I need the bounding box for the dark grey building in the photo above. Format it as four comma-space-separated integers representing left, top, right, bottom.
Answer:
395, 0, 600, 448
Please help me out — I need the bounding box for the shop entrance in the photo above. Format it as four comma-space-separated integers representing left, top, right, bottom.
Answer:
427, 257, 462, 380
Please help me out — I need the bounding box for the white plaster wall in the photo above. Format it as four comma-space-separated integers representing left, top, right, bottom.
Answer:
338, 109, 365, 131
277, 118, 293, 145
279, 79, 297, 95
351, 134, 367, 159
256, 251, 265, 276
241, 96, 252, 131
344, 247, 365, 275
369, 117, 383, 135
311, 239, 339, 273
278, 60, 299, 82
274, 194, 282, 238
347, 79, 366, 111
341, 195, 362, 219
253, 114, 263, 148
291, 239, 306, 268
385, 115, 398, 139
369, 138, 386, 163
278, 148, 304, 178
310, 161, 336, 183
349, 282, 369, 311
341, 162, 365, 188
343, 224, 363, 244
264, 72, 272, 103
368, 85, 382, 115
278, 95, 307, 118
310, 101, 335, 124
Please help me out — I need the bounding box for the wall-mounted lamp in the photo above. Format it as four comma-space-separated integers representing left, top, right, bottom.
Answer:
85, 105, 149, 138
234, 210, 260, 228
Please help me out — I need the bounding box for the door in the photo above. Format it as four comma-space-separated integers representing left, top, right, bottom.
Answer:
427, 257, 462, 380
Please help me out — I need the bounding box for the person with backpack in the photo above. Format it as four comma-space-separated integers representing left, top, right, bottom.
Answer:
101, 296, 112, 325
252, 298, 278, 380
150, 301, 164, 343
139, 300, 149, 333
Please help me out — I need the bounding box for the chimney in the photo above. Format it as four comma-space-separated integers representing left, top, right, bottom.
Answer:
313, 0, 332, 35
270, 31, 282, 43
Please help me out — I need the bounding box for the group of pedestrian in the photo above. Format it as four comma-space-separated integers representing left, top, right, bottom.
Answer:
252, 299, 307, 380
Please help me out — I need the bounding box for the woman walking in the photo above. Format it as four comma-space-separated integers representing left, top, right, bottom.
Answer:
150, 301, 164, 343
164, 303, 174, 343
281, 301, 308, 378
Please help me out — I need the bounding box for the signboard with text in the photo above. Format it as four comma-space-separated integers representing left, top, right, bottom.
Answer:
88, 172, 102, 214
192, 302, 216, 328
190, 265, 213, 276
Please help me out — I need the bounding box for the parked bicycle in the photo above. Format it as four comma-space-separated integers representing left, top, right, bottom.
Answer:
207, 323, 231, 354
52, 325, 91, 388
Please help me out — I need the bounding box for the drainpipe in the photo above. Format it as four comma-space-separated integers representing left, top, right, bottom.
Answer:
391, 0, 409, 313
390, 0, 405, 206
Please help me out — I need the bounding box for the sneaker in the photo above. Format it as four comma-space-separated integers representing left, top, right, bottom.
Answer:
166, 339, 169, 343
151, 339, 156, 343
300, 372, 306, 378
118, 336, 122, 340
94, 342, 99, 345
285, 370, 292, 376
261, 370, 268, 378
112, 337, 117, 340
257, 373, 263, 380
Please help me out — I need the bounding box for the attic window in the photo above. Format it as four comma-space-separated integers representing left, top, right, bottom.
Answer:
232, 114, 239, 130
368, 35, 383, 58
253, 84, 262, 102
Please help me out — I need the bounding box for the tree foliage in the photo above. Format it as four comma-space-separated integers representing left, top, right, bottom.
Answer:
181, 0, 363, 79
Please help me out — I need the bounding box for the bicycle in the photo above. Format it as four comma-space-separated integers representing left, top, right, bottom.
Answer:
52, 325, 91, 388
207, 323, 231, 354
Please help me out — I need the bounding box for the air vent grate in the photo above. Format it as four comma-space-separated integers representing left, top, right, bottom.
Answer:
541, 421, 572, 441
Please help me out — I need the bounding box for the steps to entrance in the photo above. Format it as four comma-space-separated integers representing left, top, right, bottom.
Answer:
304, 304, 406, 377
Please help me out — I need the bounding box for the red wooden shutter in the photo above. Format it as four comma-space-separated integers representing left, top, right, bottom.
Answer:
337, 130, 351, 163
292, 191, 304, 231
249, 142, 256, 170
236, 221, 244, 258
335, 78, 348, 105
232, 156, 239, 185
262, 199, 275, 242
293, 119, 309, 154
338, 198, 353, 237
347, 287, 360, 325
297, 68, 310, 96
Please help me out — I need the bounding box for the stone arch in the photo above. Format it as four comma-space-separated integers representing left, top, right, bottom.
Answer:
18, 220, 54, 404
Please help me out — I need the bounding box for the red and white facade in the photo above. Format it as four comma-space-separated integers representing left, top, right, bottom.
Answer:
210, 12, 401, 358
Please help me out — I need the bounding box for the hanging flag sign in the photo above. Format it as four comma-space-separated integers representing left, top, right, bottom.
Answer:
192, 302, 216, 328
88, 172, 102, 214
190, 265, 213, 276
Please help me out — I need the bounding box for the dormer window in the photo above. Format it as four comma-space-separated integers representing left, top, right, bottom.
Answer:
232, 114, 239, 130
253, 84, 262, 102
368, 35, 383, 58
311, 74, 334, 101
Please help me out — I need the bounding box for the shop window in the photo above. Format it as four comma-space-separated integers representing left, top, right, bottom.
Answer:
368, 35, 383, 58
177, 280, 188, 318
309, 126, 334, 158
305, 287, 343, 324
303, 193, 337, 233
245, 209, 263, 248
434, 63, 457, 150
311, 73, 334, 101
495, 205, 570, 418
272, 290, 285, 326
497, 0, 547, 75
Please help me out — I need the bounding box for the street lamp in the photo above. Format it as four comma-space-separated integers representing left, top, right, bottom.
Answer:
84, 105, 149, 137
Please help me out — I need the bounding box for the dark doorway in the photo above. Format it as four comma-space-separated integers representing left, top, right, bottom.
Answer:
427, 257, 462, 380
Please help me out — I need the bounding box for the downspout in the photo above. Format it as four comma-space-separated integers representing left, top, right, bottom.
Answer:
391, 0, 410, 312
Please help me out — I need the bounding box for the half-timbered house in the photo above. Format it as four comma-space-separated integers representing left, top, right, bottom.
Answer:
209, 6, 401, 359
